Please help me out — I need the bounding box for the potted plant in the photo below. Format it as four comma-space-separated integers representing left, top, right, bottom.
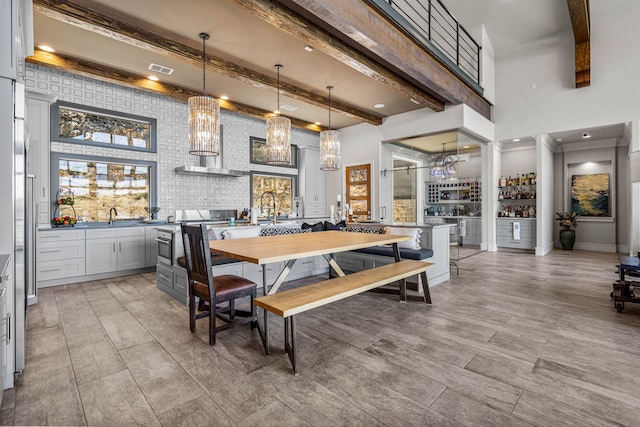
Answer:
556, 211, 577, 250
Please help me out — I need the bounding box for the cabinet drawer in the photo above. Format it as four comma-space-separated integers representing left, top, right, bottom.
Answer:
334, 253, 368, 272
497, 237, 535, 249
38, 229, 85, 242
37, 240, 85, 261
86, 227, 145, 239
173, 266, 188, 296
37, 258, 85, 281
156, 263, 173, 288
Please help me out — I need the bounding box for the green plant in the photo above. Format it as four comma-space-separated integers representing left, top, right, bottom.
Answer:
556, 211, 577, 231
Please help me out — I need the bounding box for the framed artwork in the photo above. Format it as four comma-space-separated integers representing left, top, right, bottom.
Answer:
249, 136, 297, 168
571, 173, 609, 217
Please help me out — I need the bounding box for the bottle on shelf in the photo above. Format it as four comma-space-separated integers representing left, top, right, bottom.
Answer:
499, 175, 506, 187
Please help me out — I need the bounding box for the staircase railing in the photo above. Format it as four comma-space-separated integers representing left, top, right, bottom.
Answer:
369, 0, 481, 88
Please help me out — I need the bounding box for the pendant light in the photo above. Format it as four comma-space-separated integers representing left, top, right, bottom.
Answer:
319, 85, 340, 171
431, 142, 457, 179
188, 32, 220, 156
265, 64, 291, 165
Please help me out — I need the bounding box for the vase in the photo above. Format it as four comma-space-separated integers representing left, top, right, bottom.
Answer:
559, 229, 576, 250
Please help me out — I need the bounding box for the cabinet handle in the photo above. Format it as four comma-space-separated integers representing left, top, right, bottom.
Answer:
42, 187, 45, 198
0, 288, 5, 297
302, 261, 313, 265
113, 243, 116, 252
158, 273, 170, 281
40, 235, 61, 239
119, 242, 122, 252
0, 275, 8, 284
41, 268, 61, 273
41, 249, 61, 254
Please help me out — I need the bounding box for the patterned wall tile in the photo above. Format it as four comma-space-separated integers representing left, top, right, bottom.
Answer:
26, 63, 320, 219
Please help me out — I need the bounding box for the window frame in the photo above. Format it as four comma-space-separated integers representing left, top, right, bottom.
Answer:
249, 136, 298, 168
50, 152, 158, 223
50, 101, 158, 153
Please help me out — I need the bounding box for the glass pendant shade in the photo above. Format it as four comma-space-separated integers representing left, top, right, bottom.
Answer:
319, 85, 340, 171
188, 95, 220, 156
188, 32, 220, 156
430, 143, 457, 179
265, 115, 291, 165
266, 64, 291, 165
320, 129, 340, 170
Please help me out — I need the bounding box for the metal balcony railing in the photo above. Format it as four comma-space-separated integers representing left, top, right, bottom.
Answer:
369, 0, 482, 89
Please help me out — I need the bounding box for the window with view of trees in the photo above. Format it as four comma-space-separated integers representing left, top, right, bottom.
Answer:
51, 101, 157, 153
52, 153, 157, 223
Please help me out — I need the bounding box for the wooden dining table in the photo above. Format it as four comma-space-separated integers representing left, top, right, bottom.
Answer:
208, 230, 412, 295
208, 230, 413, 352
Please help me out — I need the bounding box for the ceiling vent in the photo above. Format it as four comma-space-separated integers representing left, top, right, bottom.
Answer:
148, 63, 174, 75
280, 104, 297, 111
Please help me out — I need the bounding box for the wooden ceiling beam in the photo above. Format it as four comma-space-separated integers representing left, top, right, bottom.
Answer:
252, 0, 491, 119
32, 0, 382, 126
27, 49, 324, 132
567, 0, 591, 88
232, 0, 446, 113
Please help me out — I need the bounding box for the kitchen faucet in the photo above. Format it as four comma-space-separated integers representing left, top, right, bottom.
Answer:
109, 207, 118, 225
260, 191, 277, 225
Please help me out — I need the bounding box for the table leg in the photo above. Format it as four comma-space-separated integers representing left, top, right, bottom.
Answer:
324, 254, 346, 277
261, 265, 269, 354
268, 259, 297, 295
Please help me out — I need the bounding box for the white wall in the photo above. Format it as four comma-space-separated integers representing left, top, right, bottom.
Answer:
494, 0, 640, 139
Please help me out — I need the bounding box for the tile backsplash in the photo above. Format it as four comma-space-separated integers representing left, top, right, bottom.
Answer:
25, 63, 320, 220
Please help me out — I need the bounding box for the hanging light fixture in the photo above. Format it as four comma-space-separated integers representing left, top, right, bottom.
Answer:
431, 142, 458, 179
188, 32, 220, 156
320, 85, 340, 171
265, 64, 291, 165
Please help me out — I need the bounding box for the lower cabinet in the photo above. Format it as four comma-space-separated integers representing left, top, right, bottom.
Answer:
145, 227, 159, 267
36, 229, 86, 283
497, 218, 536, 250
242, 262, 284, 287
86, 229, 147, 275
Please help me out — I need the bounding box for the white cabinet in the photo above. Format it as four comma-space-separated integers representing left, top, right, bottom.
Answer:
299, 148, 327, 217
242, 262, 284, 287
26, 93, 55, 228
86, 228, 146, 275
36, 229, 86, 284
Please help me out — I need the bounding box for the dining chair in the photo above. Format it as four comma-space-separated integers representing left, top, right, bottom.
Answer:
181, 223, 257, 345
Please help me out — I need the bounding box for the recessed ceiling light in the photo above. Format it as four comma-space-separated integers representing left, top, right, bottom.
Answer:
556, 138, 563, 142
462, 145, 470, 149
314, 121, 322, 125
148, 75, 159, 81
374, 103, 385, 108
513, 138, 520, 142
220, 95, 229, 100
304, 45, 314, 52
409, 98, 420, 104
38, 45, 55, 53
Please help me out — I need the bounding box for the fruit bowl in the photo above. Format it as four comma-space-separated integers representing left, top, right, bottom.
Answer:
145, 207, 161, 220
53, 216, 77, 227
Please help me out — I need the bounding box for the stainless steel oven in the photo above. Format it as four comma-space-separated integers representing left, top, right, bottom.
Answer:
156, 228, 175, 265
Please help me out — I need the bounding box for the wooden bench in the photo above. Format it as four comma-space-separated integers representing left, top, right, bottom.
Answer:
254, 259, 432, 374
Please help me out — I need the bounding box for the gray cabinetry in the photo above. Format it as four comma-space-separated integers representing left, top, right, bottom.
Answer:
497, 218, 536, 250
86, 228, 147, 275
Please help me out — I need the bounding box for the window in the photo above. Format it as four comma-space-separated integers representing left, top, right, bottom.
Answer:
51, 153, 157, 223
346, 164, 371, 219
51, 101, 157, 153
250, 172, 296, 216
250, 136, 297, 168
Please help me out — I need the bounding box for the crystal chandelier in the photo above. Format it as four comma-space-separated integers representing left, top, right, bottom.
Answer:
188, 33, 220, 156
431, 142, 457, 179
108, 164, 125, 182
320, 86, 340, 171
266, 64, 291, 165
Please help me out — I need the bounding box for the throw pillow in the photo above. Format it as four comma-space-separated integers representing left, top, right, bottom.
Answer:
323, 220, 346, 231
221, 226, 261, 239
301, 221, 324, 232
384, 226, 422, 250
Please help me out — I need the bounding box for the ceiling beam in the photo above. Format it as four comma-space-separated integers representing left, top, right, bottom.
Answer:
567, 0, 591, 88
27, 49, 324, 132
249, 0, 491, 120
232, 0, 446, 114
32, 0, 382, 126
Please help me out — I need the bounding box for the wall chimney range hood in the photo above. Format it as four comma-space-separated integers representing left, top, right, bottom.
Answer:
174, 155, 249, 177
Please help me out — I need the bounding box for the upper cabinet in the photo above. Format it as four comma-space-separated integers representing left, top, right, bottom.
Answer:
299, 148, 327, 217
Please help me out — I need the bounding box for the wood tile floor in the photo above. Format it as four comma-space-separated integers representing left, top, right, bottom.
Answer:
2, 249, 640, 426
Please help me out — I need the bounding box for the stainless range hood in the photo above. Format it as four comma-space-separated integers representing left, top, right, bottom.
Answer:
175, 154, 249, 177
